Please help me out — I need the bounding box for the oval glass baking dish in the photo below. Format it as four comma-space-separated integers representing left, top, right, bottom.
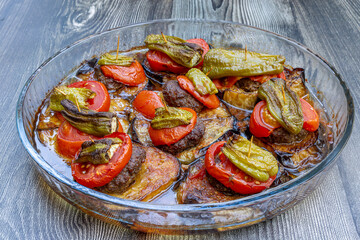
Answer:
16, 19, 354, 233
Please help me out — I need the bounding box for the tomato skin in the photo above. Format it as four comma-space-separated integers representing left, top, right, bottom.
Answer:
149, 108, 197, 146
177, 75, 220, 109
277, 71, 286, 80
146, 38, 209, 73
300, 98, 319, 132
100, 60, 146, 86
133, 91, 164, 119
249, 101, 281, 138
71, 132, 132, 188
146, 50, 189, 74
68, 80, 110, 112
205, 141, 276, 195
57, 121, 100, 158
57, 121, 123, 159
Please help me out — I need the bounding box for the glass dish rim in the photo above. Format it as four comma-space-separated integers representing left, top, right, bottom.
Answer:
16, 19, 354, 212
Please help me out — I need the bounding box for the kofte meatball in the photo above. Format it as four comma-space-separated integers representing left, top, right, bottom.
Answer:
265, 127, 309, 144
96, 144, 146, 193
162, 80, 204, 113
157, 120, 205, 155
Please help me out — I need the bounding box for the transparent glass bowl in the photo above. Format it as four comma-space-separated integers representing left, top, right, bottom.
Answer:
16, 19, 354, 233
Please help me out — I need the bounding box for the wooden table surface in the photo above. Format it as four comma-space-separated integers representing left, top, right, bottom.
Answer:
1, 0, 359, 239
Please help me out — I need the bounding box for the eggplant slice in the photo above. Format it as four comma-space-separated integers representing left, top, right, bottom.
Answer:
37, 105, 63, 130
177, 159, 242, 204
222, 85, 257, 121
176, 103, 234, 164
109, 98, 131, 133
131, 117, 153, 146
284, 67, 307, 98
114, 146, 180, 201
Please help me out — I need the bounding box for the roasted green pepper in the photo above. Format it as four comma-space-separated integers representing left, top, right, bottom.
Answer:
203, 48, 285, 79
60, 99, 118, 137
75, 138, 122, 164
258, 78, 303, 134
186, 68, 218, 95
145, 34, 203, 68
151, 106, 193, 129
97, 53, 134, 67
221, 136, 278, 182
50, 86, 95, 111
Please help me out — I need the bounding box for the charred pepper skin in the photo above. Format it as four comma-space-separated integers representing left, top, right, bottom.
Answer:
145, 34, 203, 68
203, 48, 285, 79
60, 99, 118, 137
258, 78, 303, 135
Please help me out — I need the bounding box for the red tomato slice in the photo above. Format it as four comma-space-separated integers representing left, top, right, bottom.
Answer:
249, 101, 281, 138
132, 91, 164, 119
177, 75, 220, 109
71, 132, 132, 188
148, 108, 197, 146
205, 141, 276, 195
100, 60, 146, 86
57, 121, 100, 158
146, 38, 209, 73
68, 80, 110, 112
300, 98, 319, 132
146, 50, 189, 74
57, 121, 123, 159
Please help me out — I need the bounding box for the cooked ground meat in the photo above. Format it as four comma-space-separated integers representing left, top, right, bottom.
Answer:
96, 144, 146, 193
158, 120, 205, 155
206, 171, 239, 196
265, 127, 309, 144
162, 80, 204, 113
236, 78, 261, 92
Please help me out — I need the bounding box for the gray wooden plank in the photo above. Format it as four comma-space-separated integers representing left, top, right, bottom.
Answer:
0, 0, 359, 239
290, 0, 360, 235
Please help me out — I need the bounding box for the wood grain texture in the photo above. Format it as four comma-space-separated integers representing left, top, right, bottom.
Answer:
0, 0, 359, 239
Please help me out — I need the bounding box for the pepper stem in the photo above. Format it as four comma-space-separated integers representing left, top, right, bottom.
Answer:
74, 97, 81, 112
247, 135, 253, 159
205, 67, 213, 76
55, 87, 66, 96
116, 35, 120, 60
161, 32, 167, 43
159, 93, 169, 112
245, 45, 247, 61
